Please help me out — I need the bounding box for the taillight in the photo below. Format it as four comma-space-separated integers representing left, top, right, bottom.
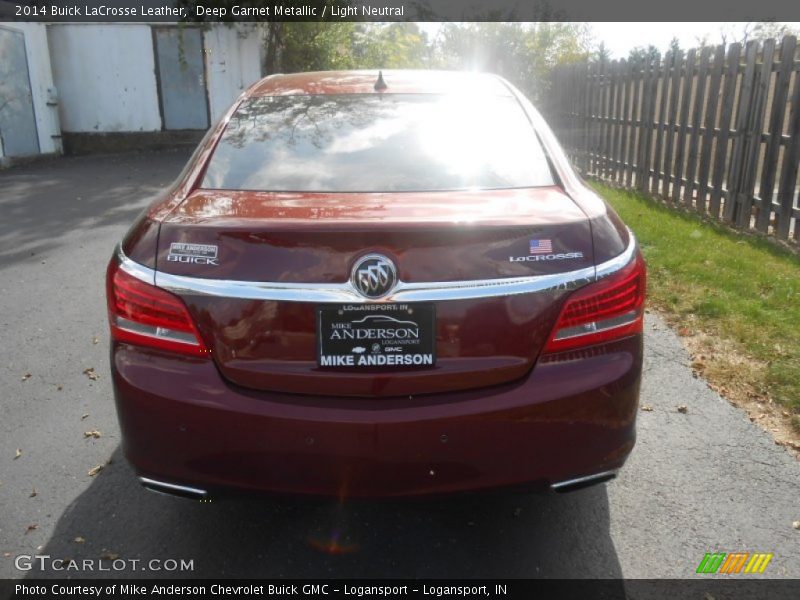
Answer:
106, 258, 209, 357
543, 252, 646, 353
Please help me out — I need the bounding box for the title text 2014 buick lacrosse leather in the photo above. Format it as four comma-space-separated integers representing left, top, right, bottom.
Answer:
107, 70, 646, 498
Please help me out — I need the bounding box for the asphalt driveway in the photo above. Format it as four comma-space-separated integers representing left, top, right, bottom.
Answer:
0, 150, 798, 580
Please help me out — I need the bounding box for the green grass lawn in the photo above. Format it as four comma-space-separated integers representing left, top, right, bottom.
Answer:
591, 182, 800, 415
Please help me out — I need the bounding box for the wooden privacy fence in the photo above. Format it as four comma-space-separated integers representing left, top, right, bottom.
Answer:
543, 37, 800, 245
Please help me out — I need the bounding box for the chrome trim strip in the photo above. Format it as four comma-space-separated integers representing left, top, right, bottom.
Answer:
595, 229, 637, 280
154, 266, 598, 303
138, 476, 207, 498
114, 316, 199, 345
116, 232, 637, 303
550, 469, 618, 491
116, 244, 155, 285
553, 309, 639, 341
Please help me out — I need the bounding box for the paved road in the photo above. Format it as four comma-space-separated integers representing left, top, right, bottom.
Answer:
0, 151, 798, 580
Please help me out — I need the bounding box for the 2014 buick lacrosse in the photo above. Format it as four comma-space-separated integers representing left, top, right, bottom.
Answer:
107, 70, 646, 498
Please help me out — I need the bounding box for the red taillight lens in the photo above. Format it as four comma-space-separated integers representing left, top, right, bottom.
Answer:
106, 258, 209, 357
543, 252, 646, 353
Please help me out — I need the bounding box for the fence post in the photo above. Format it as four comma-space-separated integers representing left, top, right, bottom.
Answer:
614, 58, 633, 184
725, 40, 759, 223
756, 36, 795, 233
602, 60, 616, 180
586, 61, 596, 174
639, 52, 659, 194
777, 40, 800, 241
591, 60, 605, 175
662, 50, 683, 198
620, 60, 642, 187
709, 42, 741, 219
651, 51, 672, 197
737, 39, 776, 228
672, 48, 697, 203
684, 46, 712, 208
696, 44, 726, 214
581, 61, 592, 174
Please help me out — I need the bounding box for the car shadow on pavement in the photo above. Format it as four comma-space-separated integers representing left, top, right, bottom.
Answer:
26, 447, 623, 580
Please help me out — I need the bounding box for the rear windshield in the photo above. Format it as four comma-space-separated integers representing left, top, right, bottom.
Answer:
201, 94, 555, 192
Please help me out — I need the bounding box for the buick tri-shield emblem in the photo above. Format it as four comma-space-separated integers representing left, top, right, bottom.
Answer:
351, 254, 397, 299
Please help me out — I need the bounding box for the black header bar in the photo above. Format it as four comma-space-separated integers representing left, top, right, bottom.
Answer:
2, 0, 799, 23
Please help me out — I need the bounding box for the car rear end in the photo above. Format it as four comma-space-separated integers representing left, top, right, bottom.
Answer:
107, 71, 645, 498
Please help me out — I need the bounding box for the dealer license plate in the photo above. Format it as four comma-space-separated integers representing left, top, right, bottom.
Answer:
317, 303, 436, 369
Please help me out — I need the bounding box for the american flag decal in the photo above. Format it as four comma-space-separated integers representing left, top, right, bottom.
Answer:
529, 239, 553, 254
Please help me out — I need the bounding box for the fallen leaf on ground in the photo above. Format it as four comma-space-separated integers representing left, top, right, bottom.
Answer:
640, 404, 654, 412
57, 385, 63, 391
87, 465, 103, 477
14, 449, 22, 460
677, 405, 689, 414
92, 336, 99, 345
25, 524, 38, 534
30, 489, 37, 498
3, 552, 11, 557
678, 327, 692, 337
82, 368, 99, 381
21, 373, 31, 382
100, 551, 119, 560
83, 431, 102, 439
74, 537, 85, 543
81, 414, 89, 420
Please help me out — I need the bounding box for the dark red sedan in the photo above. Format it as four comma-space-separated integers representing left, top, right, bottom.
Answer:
107, 70, 645, 499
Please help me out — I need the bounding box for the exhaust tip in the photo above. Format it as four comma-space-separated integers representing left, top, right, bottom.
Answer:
550, 470, 618, 493
138, 476, 208, 500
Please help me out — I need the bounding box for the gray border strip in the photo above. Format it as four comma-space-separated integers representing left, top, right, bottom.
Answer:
117, 231, 636, 304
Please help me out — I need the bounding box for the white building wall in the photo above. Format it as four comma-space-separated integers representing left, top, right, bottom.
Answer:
204, 25, 263, 123
1, 22, 61, 155
47, 24, 162, 132
0, 22, 264, 156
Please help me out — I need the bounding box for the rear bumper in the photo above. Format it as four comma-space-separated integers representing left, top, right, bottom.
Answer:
111, 336, 642, 497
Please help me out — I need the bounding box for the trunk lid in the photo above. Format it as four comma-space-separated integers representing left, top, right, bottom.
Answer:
157, 187, 593, 397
